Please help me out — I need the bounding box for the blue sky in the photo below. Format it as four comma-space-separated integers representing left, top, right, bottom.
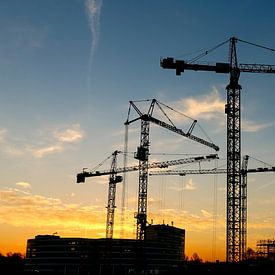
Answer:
1, 0, 275, 261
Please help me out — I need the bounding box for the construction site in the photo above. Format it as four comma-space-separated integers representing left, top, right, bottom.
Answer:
24, 37, 275, 274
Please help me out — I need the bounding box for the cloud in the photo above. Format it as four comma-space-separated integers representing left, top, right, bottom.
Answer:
30, 124, 85, 158
169, 88, 225, 123
165, 89, 273, 136
15, 182, 31, 189
147, 208, 224, 232
0, 128, 7, 142
0, 188, 137, 240
0, 189, 105, 231
0, 124, 85, 159
32, 145, 64, 158
55, 125, 84, 143
4, 146, 25, 156
112, 127, 139, 137
85, 0, 103, 75
201, 209, 212, 218
242, 119, 273, 132
168, 179, 197, 192
0, 128, 25, 156
184, 178, 197, 190
67, 192, 75, 198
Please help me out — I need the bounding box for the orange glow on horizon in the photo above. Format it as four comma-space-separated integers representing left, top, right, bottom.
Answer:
0, 188, 274, 262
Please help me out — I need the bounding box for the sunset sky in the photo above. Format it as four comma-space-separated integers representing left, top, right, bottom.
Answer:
1, 0, 275, 262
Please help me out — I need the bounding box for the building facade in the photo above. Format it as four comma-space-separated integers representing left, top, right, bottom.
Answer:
25, 224, 185, 275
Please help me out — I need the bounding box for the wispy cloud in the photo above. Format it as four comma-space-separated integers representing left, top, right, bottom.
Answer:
169, 88, 225, 123
0, 128, 25, 156
148, 208, 224, 232
0, 189, 105, 231
168, 178, 197, 191
31, 125, 84, 158
55, 125, 84, 143
15, 182, 32, 189
166, 88, 273, 135
112, 127, 139, 137
0, 124, 85, 159
85, 0, 103, 83
0, 188, 136, 240
4, 146, 25, 156
0, 187, 222, 234
201, 209, 212, 218
0, 128, 8, 142
32, 145, 64, 158
184, 178, 197, 191
242, 119, 273, 132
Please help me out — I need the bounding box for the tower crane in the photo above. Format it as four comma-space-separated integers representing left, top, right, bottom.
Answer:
160, 37, 275, 262
125, 99, 219, 241
149, 155, 275, 260
77, 151, 218, 239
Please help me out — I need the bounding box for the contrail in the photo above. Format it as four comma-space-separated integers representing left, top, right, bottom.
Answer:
85, 0, 103, 87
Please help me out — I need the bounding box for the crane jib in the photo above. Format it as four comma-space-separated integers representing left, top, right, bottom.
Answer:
76, 153, 219, 183
147, 115, 219, 151
161, 58, 275, 75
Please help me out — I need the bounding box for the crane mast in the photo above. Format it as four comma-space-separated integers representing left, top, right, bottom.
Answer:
240, 155, 249, 260
149, 160, 275, 260
106, 150, 123, 239
134, 119, 150, 240
160, 37, 275, 262
226, 37, 242, 263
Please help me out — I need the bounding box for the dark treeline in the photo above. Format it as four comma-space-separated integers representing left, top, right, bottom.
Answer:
0, 252, 24, 274
1, 252, 275, 275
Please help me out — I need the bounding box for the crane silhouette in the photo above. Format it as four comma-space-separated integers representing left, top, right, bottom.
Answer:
77, 151, 218, 239
160, 37, 275, 262
124, 99, 219, 241
149, 155, 275, 260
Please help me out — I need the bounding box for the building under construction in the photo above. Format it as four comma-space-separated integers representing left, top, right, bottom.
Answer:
24, 224, 185, 275
257, 239, 275, 261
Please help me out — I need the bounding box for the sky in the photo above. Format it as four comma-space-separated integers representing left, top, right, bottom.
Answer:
1, 0, 275, 262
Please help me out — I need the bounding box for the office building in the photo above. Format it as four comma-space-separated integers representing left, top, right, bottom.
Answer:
25, 224, 185, 274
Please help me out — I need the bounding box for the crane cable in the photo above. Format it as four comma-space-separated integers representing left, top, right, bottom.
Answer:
157, 100, 215, 144
174, 38, 230, 63
237, 38, 275, 52
189, 39, 230, 64
176, 37, 275, 66
157, 100, 195, 121
248, 155, 274, 168
90, 154, 113, 172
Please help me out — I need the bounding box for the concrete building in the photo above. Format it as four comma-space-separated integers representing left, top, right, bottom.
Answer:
25, 224, 185, 275
257, 239, 275, 261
